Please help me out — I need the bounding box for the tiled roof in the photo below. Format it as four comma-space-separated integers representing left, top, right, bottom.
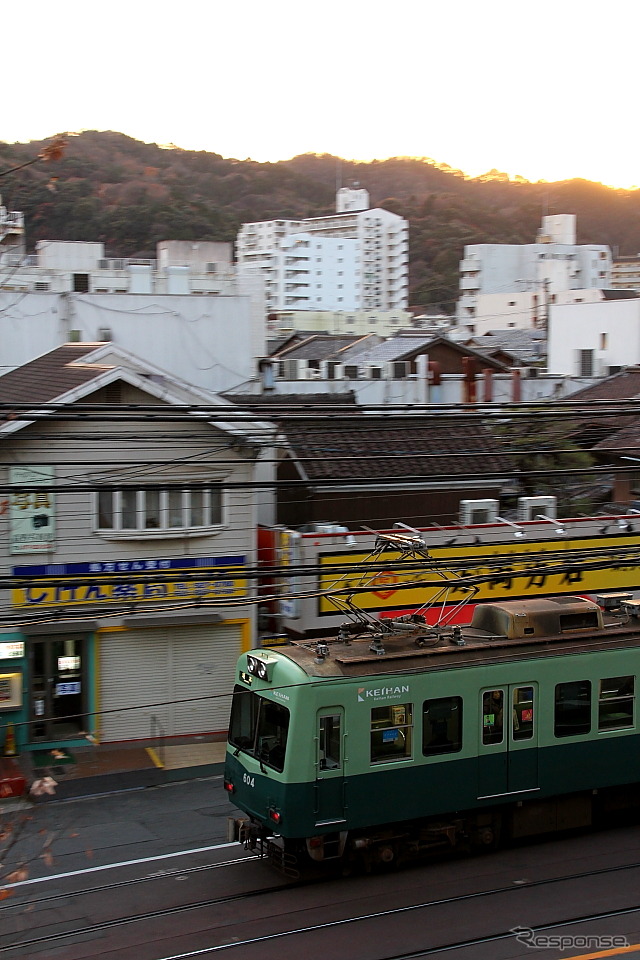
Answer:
467, 329, 546, 363
556, 370, 640, 449
565, 368, 640, 402
280, 417, 513, 481
0, 344, 107, 403
594, 421, 640, 452
349, 336, 435, 363
272, 335, 377, 362
223, 392, 359, 414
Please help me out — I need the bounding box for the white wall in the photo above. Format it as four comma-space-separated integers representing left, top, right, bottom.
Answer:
547, 299, 640, 374
241, 372, 582, 404
36, 241, 105, 270
0, 292, 258, 393
462, 288, 605, 337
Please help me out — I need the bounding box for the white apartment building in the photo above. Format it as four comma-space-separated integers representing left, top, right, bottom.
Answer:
236, 187, 409, 315
611, 254, 640, 292
457, 215, 612, 331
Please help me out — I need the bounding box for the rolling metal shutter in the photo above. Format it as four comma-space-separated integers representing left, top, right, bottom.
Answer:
99, 623, 242, 742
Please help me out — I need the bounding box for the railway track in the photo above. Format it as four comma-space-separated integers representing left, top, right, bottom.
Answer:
3, 846, 640, 957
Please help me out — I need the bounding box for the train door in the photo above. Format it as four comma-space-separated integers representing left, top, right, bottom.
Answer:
477, 684, 539, 800
314, 708, 346, 826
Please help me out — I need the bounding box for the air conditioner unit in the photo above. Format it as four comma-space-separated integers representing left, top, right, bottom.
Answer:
459, 499, 499, 525
306, 367, 323, 380
98, 327, 112, 341
517, 496, 557, 521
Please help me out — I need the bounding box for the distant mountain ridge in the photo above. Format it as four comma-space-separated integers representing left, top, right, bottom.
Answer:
2, 131, 640, 311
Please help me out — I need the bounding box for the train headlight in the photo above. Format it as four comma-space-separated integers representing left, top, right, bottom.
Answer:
246, 655, 274, 681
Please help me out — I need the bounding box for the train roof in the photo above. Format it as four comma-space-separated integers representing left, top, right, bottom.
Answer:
274, 596, 640, 679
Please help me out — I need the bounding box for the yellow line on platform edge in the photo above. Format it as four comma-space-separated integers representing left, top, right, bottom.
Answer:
565, 943, 640, 960
146, 748, 164, 769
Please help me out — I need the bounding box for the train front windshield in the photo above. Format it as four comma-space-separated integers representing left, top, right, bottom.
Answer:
229, 685, 289, 772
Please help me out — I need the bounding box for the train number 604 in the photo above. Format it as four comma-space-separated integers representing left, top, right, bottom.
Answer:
243, 773, 255, 788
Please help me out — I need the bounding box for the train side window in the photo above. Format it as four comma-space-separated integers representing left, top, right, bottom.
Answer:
482, 690, 504, 744
370, 703, 413, 763
554, 680, 591, 737
319, 714, 341, 769
598, 676, 634, 731
512, 686, 534, 741
423, 697, 462, 755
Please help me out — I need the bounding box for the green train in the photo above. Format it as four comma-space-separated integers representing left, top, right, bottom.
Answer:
224, 594, 640, 874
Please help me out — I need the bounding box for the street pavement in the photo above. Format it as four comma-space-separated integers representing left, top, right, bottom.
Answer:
1, 771, 243, 887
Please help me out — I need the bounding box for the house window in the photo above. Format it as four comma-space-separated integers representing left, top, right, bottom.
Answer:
97, 486, 222, 533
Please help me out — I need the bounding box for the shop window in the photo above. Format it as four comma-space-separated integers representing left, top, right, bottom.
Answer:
97, 486, 222, 533
370, 703, 413, 763
423, 696, 462, 755
598, 676, 634, 730
555, 680, 591, 737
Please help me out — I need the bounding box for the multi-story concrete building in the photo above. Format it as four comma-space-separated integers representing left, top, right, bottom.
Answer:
236, 187, 409, 317
0, 201, 266, 392
611, 254, 640, 293
0, 194, 25, 259
548, 296, 640, 376
457, 215, 612, 333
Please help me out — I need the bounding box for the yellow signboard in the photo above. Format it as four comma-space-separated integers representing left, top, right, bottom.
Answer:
318, 535, 640, 616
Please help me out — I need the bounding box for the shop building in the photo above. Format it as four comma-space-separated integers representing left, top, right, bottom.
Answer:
0, 343, 273, 755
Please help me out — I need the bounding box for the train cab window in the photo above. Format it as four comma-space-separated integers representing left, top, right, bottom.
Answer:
228, 686, 289, 772
370, 703, 413, 763
512, 686, 534, 741
482, 690, 504, 744
598, 676, 635, 731
554, 680, 591, 737
423, 697, 462, 755
229, 684, 259, 750
319, 714, 341, 770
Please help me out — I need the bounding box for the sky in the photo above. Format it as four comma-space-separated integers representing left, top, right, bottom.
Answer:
4, 0, 640, 188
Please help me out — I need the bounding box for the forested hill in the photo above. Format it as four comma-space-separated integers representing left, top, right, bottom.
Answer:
2, 130, 640, 312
